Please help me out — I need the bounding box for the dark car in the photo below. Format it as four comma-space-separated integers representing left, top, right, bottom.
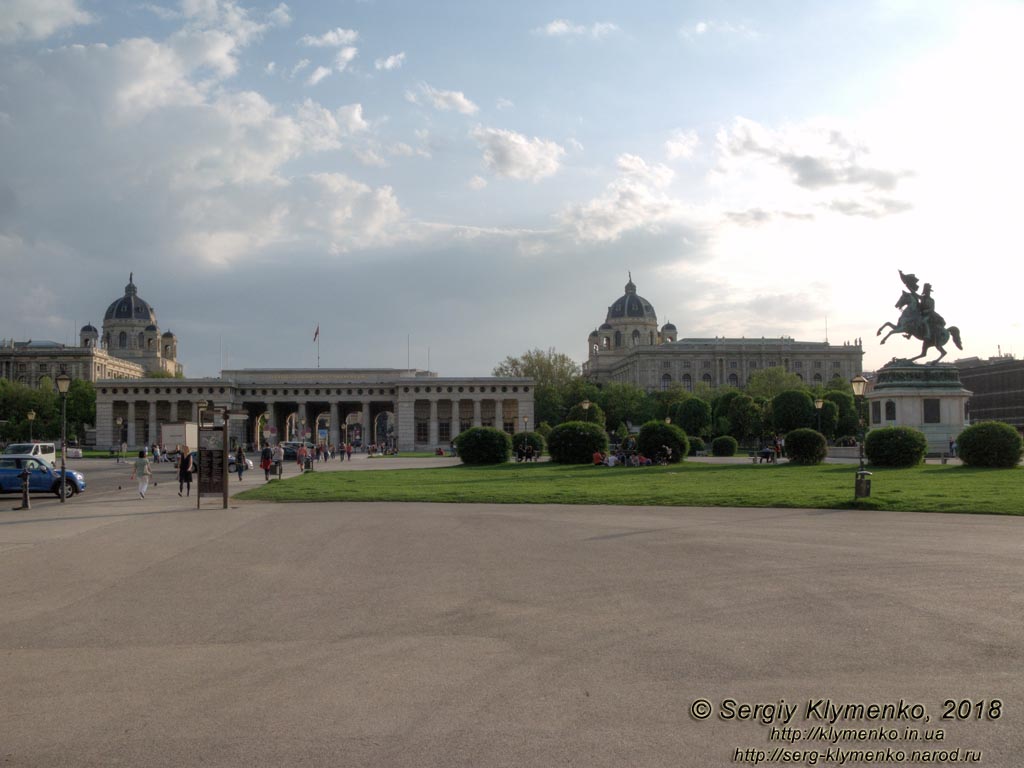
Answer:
0, 455, 86, 497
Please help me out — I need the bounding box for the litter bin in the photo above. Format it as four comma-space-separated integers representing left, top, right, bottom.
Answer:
855, 470, 872, 498
304, 457, 314, 472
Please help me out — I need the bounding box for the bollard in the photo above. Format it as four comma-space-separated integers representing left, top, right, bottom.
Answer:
14, 468, 31, 510
854, 470, 872, 499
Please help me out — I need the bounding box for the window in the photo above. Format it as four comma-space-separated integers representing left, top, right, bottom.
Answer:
663, 361, 672, 370
137, 332, 144, 348
814, 361, 822, 369
682, 361, 691, 369
813, 374, 823, 384
661, 373, 672, 391
702, 373, 713, 385
438, 421, 451, 443
632, 330, 640, 346
728, 373, 739, 386
39, 363, 48, 372
885, 401, 896, 420
119, 331, 127, 348
832, 361, 841, 369
749, 361, 758, 369
682, 374, 692, 391
729, 361, 738, 369
923, 399, 941, 423
871, 401, 882, 424
794, 361, 803, 370
415, 421, 428, 443
702, 360, 711, 369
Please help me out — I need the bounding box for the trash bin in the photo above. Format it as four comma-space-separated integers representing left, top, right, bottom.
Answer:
855, 470, 872, 498
304, 457, 314, 471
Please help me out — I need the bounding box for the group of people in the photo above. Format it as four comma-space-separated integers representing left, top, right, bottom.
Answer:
128, 444, 196, 499
514, 444, 539, 462
592, 448, 659, 467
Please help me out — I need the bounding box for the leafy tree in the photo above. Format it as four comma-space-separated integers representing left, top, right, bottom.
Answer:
771, 390, 815, 433
745, 367, 805, 400
597, 382, 648, 432
817, 399, 839, 439
492, 347, 580, 387
647, 385, 690, 419
824, 391, 858, 437
547, 421, 608, 464
727, 394, 762, 443
636, 421, 688, 464
671, 397, 711, 438
455, 427, 512, 464
565, 400, 605, 428
711, 388, 742, 422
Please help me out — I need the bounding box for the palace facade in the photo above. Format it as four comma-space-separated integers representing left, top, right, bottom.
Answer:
583, 276, 864, 390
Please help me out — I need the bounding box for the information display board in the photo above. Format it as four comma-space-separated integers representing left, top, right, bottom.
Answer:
198, 426, 228, 507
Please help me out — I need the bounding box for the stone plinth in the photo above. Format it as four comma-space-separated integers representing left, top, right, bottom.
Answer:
867, 361, 972, 455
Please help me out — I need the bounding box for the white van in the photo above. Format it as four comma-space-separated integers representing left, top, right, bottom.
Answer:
3, 443, 58, 467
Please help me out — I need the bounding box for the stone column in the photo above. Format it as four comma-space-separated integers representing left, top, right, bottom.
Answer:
473, 399, 482, 428
96, 398, 113, 450
329, 402, 340, 450
148, 400, 158, 447
396, 399, 415, 451
361, 402, 371, 448
127, 401, 137, 448
170, 400, 178, 422
451, 399, 462, 439
428, 399, 438, 448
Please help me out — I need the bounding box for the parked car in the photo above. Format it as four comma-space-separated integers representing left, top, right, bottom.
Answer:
0, 455, 86, 497
228, 455, 254, 472
3, 442, 57, 467
280, 441, 313, 460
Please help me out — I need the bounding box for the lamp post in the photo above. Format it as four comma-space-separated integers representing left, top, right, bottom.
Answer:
522, 415, 529, 433
56, 374, 71, 503
197, 399, 208, 428
581, 399, 591, 422
850, 374, 871, 498
814, 397, 824, 433
27, 409, 36, 442
116, 416, 124, 461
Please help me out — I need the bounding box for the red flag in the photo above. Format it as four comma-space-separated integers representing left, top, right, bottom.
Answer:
313, 324, 319, 342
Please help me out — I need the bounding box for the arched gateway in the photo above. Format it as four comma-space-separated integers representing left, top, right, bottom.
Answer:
94, 368, 534, 452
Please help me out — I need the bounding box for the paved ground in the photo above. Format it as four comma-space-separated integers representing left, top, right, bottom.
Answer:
0, 458, 1019, 767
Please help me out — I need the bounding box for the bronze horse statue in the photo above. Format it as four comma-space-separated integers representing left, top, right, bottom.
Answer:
876, 278, 962, 363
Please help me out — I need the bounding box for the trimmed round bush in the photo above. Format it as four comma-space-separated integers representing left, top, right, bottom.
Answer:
547, 421, 609, 464
864, 426, 927, 468
785, 428, 827, 465
454, 427, 512, 465
711, 435, 738, 457
511, 430, 545, 457
637, 421, 688, 464
957, 421, 1023, 468
687, 436, 706, 456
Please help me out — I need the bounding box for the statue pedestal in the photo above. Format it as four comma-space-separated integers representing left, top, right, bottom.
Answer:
867, 361, 972, 455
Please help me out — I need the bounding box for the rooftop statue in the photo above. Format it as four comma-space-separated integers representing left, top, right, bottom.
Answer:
876, 271, 962, 363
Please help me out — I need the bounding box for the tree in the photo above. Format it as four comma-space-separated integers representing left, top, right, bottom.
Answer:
745, 367, 806, 400
824, 391, 858, 437
711, 388, 742, 422
673, 397, 711, 438
647, 385, 690, 419
565, 400, 606, 428
727, 394, 762, 443
771, 390, 815, 433
493, 348, 580, 388
597, 382, 649, 432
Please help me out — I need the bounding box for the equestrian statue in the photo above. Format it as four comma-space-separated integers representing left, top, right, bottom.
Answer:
876, 270, 962, 363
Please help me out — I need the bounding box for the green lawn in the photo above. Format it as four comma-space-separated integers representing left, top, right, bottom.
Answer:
235, 461, 1024, 515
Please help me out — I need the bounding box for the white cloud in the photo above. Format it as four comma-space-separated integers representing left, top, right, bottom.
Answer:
496, 97, 514, 111
681, 19, 758, 41
0, 0, 92, 43
291, 59, 310, 76
374, 52, 405, 70
665, 129, 699, 160
300, 27, 358, 47
471, 126, 564, 182
468, 175, 488, 190
335, 46, 358, 71
264, 61, 276, 74
561, 153, 698, 242
307, 65, 331, 86
336, 103, 368, 134
407, 83, 478, 115
535, 19, 619, 39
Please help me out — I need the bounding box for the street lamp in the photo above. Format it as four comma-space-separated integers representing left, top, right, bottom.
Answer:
115, 416, 124, 461
26, 409, 36, 442
197, 399, 208, 427
814, 397, 824, 433
522, 415, 529, 433
850, 374, 871, 498
581, 399, 591, 422
56, 374, 71, 502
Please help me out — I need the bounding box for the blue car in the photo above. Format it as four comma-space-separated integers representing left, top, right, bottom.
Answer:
0, 455, 86, 497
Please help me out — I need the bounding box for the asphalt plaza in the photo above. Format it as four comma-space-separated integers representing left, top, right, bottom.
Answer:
1, 457, 1021, 766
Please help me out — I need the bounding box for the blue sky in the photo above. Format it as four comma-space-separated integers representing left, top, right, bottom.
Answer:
1, 0, 1020, 377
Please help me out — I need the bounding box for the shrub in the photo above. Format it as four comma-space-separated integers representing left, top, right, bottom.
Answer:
565, 401, 606, 429
637, 421, 688, 464
687, 436, 706, 456
785, 428, 827, 465
957, 422, 1023, 468
536, 421, 552, 441
711, 435, 738, 457
547, 421, 609, 464
864, 426, 927, 468
771, 390, 815, 433
454, 427, 512, 465
511, 430, 545, 457
673, 397, 712, 438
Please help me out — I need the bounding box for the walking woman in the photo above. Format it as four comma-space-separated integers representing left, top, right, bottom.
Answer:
178, 446, 194, 497
235, 445, 247, 482
129, 450, 153, 499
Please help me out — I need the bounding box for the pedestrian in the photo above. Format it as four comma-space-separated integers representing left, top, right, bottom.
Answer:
345, 442, 352, 461
235, 445, 246, 481
178, 446, 194, 496
260, 443, 273, 481
129, 449, 152, 499
272, 442, 284, 478
120, 441, 127, 464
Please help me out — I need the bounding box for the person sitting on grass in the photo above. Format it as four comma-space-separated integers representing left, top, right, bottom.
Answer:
592, 450, 605, 466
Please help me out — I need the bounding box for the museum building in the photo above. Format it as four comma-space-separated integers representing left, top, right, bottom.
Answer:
583, 276, 864, 390
0, 274, 182, 385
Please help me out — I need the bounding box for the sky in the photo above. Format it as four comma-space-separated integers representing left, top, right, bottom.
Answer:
1, 0, 1021, 378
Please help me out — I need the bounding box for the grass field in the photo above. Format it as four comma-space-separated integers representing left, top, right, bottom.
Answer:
235, 461, 1024, 515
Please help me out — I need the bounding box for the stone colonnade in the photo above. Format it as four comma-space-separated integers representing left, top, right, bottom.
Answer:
94, 372, 534, 452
